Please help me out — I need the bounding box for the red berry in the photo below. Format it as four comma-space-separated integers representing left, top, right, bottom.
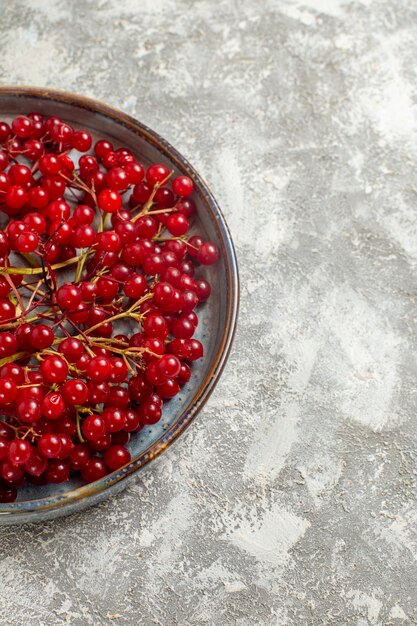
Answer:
98, 189, 122, 213
12, 115, 33, 138
0, 332, 18, 358
8, 439, 32, 465
102, 407, 126, 433
61, 378, 88, 405
40, 355, 68, 384
167, 213, 189, 236
30, 324, 54, 349
146, 163, 170, 186
42, 392, 65, 420
56, 283, 82, 310
86, 355, 112, 382
38, 433, 62, 459
81, 457, 107, 482
197, 242, 220, 265
104, 445, 131, 470
72, 130, 92, 152
0, 378, 17, 405
59, 337, 84, 363
16, 398, 42, 424
172, 175, 194, 197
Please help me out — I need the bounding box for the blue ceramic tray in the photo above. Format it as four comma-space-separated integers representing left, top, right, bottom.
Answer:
0, 87, 239, 525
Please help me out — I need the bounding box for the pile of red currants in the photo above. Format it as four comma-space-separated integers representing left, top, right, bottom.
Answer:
0, 112, 219, 503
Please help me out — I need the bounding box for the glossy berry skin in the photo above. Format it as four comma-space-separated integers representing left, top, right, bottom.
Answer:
98, 189, 122, 213
0, 299, 16, 322
197, 242, 220, 265
124, 274, 147, 298
144, 313, 169, 340
146, 163, 169, 186
24, 450, 47, 477
104, 445, 131, 470
86, 356, 112, 382
81, 458, 107, 482
46, 460, 70, 483
61, 379, 88, 405
102, 407, 126, 433
172, 175, 194, 197
8, 439, 32, 465
40, 355, 68, 384
157, 354, 181, 378
38, 434, 62, 458
0, 378, 17, 405
82, 415, 106, 442
12, 116, 32, 138
42, 393, 65, 420
0, 332, 18, 357
167, 213, 189, 236
30, 324, 54, 349
56, 283, 82, 310
69, 444, 90, 470
58, 337, 84, 363
72, 130, 92, 152
16, 398, 42, 424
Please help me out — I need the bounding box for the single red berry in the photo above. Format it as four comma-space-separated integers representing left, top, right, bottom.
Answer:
177, 362, 191, 385
125, 162, 144, 185
46, 460, 70, 483
144, 313, 169, 339
94, 139, 114, 160
104, 445, 131, 470
124, 274, 147, 298
72, 130, 92, 152
1, 459, 24, 484
157, 378, 181, 399
0, 332, 18, 357
40, 355, 68, 384
102, 407, 126, 433
0, 299, 15, 322
42, 393, 65, 420
23, 211, 47, 234
132, 181, 152, 204
172, 175, 194, 197
70, 444, 90, 470
98, 189, 122, 213
157, 354, 181, 378
146, 163, 170, 186
8, 439, 32, 465
24, 450, 47, 477
194, 278, 211, 301
5, 185, 28, 211
61, 379, 88, 405
39, 154, 61, 176
81, 457, 107, 482
197, 242, 220, 265
16, 397, 42, 424
30, 324, 54, 349
56, 283, 82, 310
12, 115, 33, 138
124, 409, 141, 432
73, 204, 95, 224
167, 213, 189, 237
106, 167, 129, 191
58, 337, 84, 363
86, 355, 112, 382
0, 122, 10, 141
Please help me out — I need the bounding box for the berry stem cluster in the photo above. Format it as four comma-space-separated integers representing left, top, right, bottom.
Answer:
0, 112, 219, 502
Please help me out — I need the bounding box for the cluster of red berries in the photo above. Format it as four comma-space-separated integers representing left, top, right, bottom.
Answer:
0, 112, 219, 503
